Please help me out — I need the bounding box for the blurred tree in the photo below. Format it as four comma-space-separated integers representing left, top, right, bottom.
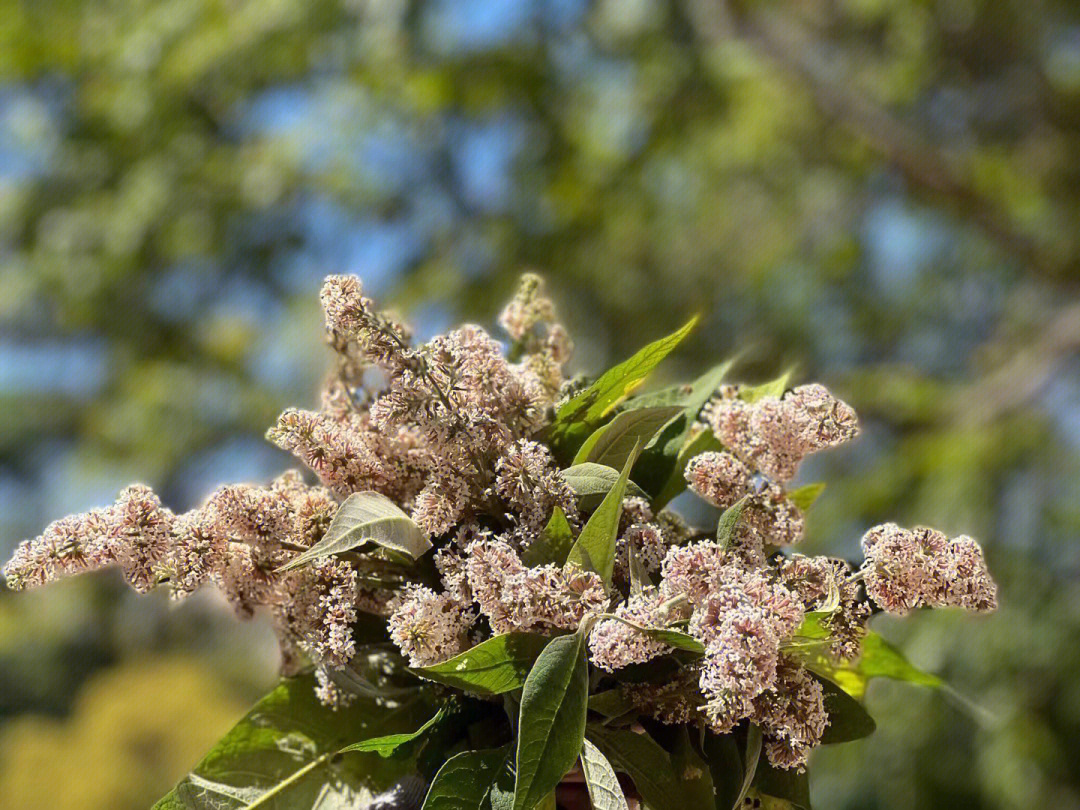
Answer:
1, 0, 1079, 808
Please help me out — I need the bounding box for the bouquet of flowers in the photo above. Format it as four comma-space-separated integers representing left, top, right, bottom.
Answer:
4, 274, 996, 810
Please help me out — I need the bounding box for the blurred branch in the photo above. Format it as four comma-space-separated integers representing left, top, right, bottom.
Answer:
961, 301, 1080, 426
685, 0, 1067, 280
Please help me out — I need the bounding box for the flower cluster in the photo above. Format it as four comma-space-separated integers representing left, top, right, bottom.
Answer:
860, 523, 997, 615
707, 383, 858, 481
3, 272, 998, 778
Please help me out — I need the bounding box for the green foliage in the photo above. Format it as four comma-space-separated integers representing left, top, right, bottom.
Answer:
414, 634, 550, 696
278, 492, 431, 572
791, 614, 943, 699
572, 406, 682, 468
422, 746, 512, 810
153, 670, 432, 809
547, 318, 698, 461
752, 760, 812, 810
566, 447, 640, 586
740, 372, 793, 404
715, 496, 751, 550
560, 463, 649, 510
670, 727, 718, 810
520, 507, 576, 568
340, 703, 451, 757
585, 724, 704, 810
817, 677, 877, 744
630, 360, 735, 502
785, 483, 826, 512
649, 429, 724, 510
513, 633, 589, 810
700, 732, 746, 810
579, 739, 630, 810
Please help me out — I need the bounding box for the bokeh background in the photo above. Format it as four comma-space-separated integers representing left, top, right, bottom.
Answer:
2, 0, 1079, 807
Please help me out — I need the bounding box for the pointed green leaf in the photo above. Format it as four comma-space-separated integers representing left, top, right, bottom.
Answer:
817, 675, 877, 743
513, 633, 589, 810
788, 620, 943, 700
414, 634, 550, 696
701, 731, 745, 810
733, 725, 763, 809
278, 491, 431, 571
715, 495, 751, 550
740, 370, 793, 403
585, 725, 692, 810
751, 760, 811, 810
650, 428, 724, 509
621, 358, 735, 413
566, 446, 641, 585
521, 506, 576, 567
422, 746, 512, 810
572, 406, 683, 468
340, 703, 450, 757
643, 627, 706, 655
587, 690, 635, 719
631, 359, 736, 500
580, 739, 630, 810
561, 463, 648, 510
671, 727, 716, 810
548, 317, 699, 458
786, 483, 826, 511
152, 669, 431, 810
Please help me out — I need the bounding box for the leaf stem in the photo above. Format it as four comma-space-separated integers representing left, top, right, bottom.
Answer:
241, 752, 333, 810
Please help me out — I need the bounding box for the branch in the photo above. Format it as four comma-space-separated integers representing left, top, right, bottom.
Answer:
684, 0, 1065, 279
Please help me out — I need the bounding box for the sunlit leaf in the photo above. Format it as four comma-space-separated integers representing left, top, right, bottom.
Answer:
414, 634, 550, 696
547, 318, 699, 459
153, 670, 431, 810
579, 739, 630, 810
785, 483, 826, 511
572, 406, 682, 468
278, 491, 431, 571
513, 633, 589, 810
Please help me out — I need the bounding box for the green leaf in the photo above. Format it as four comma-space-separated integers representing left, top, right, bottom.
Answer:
632, 359, 735, 501
513, 633, 590, 810
751, 760, 811, 810
733, 725, 763, 809
580, 739, 630, 810
153, 669, 431, 810
547, 317, 699, 458
670, 727, 716, 810
642, 627, 706, 656
816, 675, 877, 744
572, 405, 683, 467
278, 491, 431, 571
851, 632, 944, 696
740, 370, 793, 403
650, 428, 724, 510
622, 358, 735, 414
789, 619, 943, 700
422, 746, 512, 810
340, 702, 450, 757
587, 690, 635, 719
561, 463, 649, 510
414, 633, 550, 696
521, 506, 576, 567
785, 483, 826, 511
566, 447, 640, 585
700, 732, 745, 810
585, 725, 693, 810
715, 495, 751, 550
